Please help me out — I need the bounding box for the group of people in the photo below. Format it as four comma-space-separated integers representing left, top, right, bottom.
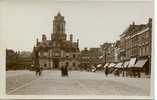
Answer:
35, 67, 43, 76
61, 64, 69, 77
34, 64, 69, 77
104, 66, 120, 77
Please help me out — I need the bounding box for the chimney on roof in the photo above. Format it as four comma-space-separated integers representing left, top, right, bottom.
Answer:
149, 18, 152, 23
132, 21, 135, 26
36, 38, 39, 46
77, 39, 79, 48
148, 18, 152, 28
70, 34, 73, 42
84, 47, 88, 51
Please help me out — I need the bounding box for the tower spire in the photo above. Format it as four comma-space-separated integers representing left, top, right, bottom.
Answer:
52, 11, 66, 41
53, 11, 65, 34
57, 11, 61, 16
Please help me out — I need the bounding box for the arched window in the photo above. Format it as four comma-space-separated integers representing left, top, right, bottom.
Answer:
66, 62, 69, 66
66, 53, 69, 58
73, 62, 76, 67
44, 64, 47, 67
57, 25, 60, 32
38, 52, 41, 56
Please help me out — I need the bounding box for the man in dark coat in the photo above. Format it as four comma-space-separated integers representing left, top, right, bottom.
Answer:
35, 67, 40, 76
64, 65, 68, 76
105, 66, 109, 77
61, 64, 69, 77
39, 67, 43, 76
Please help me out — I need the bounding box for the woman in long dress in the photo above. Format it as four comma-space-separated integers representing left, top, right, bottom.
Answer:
64, 65, 68, 76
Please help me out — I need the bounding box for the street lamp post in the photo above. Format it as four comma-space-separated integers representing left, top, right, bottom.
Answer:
104, 48, 107, 64
122, 57, 125, 77
121, 50, 125, 77
34, 48, 39, 68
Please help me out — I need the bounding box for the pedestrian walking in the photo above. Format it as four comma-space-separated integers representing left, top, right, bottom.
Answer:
35, 67, 40, 76
35, 67, 42, 76
61, 65, 64, 77
105, 66, 109, 77
114, 69, 120, 77
64, 64, 68, 76
39, 67, 43, 76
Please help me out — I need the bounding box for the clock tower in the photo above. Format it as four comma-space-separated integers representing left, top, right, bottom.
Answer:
33, 12, 80, 70
51, 12, 66, 41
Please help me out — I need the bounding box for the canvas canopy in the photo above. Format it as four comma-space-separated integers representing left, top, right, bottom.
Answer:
90, 66, 96, 68
108, 63, 116, 68
128, 58, 136, 68
123, 61, 129, 68
104, 63, 109, 68
115, 62, 123, 68
97, 64, 102, 68
99, 56, 103, 59
134, 59, 148, 68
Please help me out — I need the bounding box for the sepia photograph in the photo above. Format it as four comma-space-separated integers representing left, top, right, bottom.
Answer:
0, 0, 154, 99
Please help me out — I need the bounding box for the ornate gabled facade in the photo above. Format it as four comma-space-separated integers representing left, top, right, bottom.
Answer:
33, 12, 80, 70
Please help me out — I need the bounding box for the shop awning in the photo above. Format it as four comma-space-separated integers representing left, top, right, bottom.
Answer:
134, 59, 148, 68
90, 66, 96, 68
115, 62, 123, 68
123, 61, 129, 68
104, 63, 109, 68
99, 56, 103, 59
108, 63, 116, 68
97, 64, 102, 68
128, 58, 136, 68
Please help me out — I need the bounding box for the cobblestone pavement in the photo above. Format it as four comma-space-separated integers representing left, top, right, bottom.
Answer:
6, 70, 150, 95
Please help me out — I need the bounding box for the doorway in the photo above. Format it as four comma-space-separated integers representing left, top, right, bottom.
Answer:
53, 58, 59, 69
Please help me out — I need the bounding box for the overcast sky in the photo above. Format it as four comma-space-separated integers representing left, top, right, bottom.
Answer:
0, 0, 153, 51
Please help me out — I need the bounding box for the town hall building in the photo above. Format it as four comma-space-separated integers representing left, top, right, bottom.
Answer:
33, 12, 80, 70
